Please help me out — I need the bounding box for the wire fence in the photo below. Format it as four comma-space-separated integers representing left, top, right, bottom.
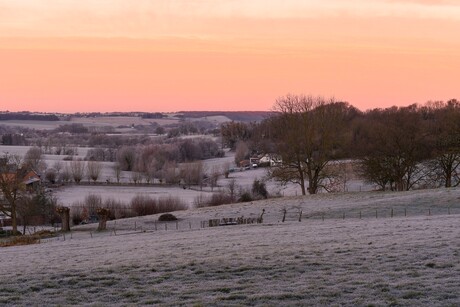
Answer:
28, 205, 459, 244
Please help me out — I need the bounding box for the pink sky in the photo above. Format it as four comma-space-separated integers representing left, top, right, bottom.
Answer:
1, 0, 459, 113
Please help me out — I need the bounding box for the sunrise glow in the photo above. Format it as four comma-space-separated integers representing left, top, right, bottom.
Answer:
1, 0, 459, 112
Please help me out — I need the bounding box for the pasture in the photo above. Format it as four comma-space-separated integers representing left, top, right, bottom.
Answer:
1, 188, 459, 306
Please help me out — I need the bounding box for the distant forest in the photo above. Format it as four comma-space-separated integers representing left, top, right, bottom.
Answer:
0, 112, 59, 121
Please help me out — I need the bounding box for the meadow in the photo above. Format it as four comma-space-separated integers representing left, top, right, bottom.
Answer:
1, 188, 459, 306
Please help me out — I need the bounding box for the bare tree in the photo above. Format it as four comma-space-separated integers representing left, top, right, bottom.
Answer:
227, 179, 238, 203
234, 141, 250, 165
45, 168, 57, 184
70, 160, 86, 183
0, 154, 26, 234
113, 162, 122, 183
426, 101, 460, 187
354, 105, 430, 191
163, 161, 180, 184
60, 166, 71, 183
180, 161, 204, 188
131, 171, 143, 184
53, 160, 63, 176
269, 94, 351, 195
24, 146, 46, 172
116, 146, 136, 171
209, 165, 221, 191
222, 162, 231, 178
87, 161, 102, 183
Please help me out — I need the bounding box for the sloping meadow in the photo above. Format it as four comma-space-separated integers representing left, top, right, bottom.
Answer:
1, 188, 459, 306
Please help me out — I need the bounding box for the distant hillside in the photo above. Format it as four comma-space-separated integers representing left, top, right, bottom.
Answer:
0, 112, 59, 121
179, 111, 273, 122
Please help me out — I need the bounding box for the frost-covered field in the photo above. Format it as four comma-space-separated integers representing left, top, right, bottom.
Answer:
1, 189, 460, 306
0, 145, 374, 206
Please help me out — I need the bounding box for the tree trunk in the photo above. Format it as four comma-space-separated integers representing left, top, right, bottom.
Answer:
61, 210, 70, 232
98, 216, 108, 231
97, 208, 110, 231
11, 207, 18, 234
445, 169, 452, 188
56, 207, 71, 232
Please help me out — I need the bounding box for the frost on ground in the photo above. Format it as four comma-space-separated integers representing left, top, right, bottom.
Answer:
1, 189, 460, 306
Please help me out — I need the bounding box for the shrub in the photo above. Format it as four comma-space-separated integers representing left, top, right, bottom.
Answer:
130, 195, 187, 216
71, 202, 83, 225
156, 196, 188, 213
158, 213, 177, 221
194, 192, 232, 208
252, 179, 268, 199
45, 168, 57, 184
238, 191, 253, 203
131, 195, 156, 216
104, 198, 133, 220
85, 194, 102, 217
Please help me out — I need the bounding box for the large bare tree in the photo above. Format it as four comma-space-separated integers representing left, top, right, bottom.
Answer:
268, 94, 350, 195
0, 154, 28, 233
354, 105, 430, 191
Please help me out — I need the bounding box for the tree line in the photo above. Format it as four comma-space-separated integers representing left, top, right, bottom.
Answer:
222, 95, 460, 195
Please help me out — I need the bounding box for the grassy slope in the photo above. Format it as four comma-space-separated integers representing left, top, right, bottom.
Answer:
1, 189, 460, 306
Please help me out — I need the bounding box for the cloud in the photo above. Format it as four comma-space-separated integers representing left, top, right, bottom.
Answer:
1, 0, 460, 39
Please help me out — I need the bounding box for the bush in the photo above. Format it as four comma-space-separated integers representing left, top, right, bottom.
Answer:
104, 198, 133, 220
158, 213, 177, 221
70, 202, 84, 225
0, 235, 39, 247
45, 168, 57, 184
130, 195, 187, 216
238, 191, 253, 203
252, 179, 268, 199
131, 195, 156, 216
0, 229, 22, 238
194, 192, 232, 208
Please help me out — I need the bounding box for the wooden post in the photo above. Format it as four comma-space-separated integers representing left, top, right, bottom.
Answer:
189, 222, 192, 229
154, 222, 157, 231
298, 210, 302, 222
375, 209, 378, 219
428, 208, 431, 216
282, 209, 286, 222
135, 221, 137, 231
359, 211, 362, 219
165, 223, 168, 231
391, 208, 393, 218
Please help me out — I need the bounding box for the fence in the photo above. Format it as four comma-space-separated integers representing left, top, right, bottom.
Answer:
10, 205, 459, 244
